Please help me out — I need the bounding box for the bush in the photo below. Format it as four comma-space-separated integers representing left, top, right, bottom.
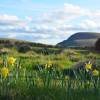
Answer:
18, 45, 32, 53
95, 38, 100, 51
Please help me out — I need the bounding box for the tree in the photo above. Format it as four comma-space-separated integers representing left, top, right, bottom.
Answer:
95, 38, 100, 51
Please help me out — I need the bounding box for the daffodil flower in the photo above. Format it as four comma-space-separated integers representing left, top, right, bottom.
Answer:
8, 57, 16, 65
85, 62, 92, 72
1, 67, 9, 78
92, 69, 99, 76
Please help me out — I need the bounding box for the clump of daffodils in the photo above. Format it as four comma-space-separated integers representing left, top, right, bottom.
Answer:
0, 56, 16, 78
8, 57, 16, 65
85, 61, 99, 77
1, 67, 9, 78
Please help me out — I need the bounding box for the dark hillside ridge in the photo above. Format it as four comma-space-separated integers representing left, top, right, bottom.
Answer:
57, 32, 100, 47
0, 38, 55, 48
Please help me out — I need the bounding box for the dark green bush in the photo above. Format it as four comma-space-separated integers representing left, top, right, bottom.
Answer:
95, 38, 100, 51
18, 45, 32, 53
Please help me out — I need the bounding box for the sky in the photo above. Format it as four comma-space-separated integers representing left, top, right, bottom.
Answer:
0, 0, 100, 45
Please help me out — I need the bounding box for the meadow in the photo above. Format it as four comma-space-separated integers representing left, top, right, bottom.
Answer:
0, 47, 100, 100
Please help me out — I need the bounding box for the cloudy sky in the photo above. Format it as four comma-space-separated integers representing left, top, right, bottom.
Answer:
0, 0, 100, 45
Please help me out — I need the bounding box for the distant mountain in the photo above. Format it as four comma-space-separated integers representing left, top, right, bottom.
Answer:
0, 38, 54, 48
57, 32, 100, 47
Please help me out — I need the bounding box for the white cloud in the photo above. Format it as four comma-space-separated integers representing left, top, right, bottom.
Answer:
0, 14, 26, 27
80, 19, 100, 30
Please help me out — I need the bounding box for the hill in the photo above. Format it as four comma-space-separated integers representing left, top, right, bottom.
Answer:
0, 38, 61, 55
0, 38, 54, 48
57, 32, 100, 47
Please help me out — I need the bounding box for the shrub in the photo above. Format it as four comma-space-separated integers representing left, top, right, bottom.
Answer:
17, 45, 32, 53
95, 38, 100, 51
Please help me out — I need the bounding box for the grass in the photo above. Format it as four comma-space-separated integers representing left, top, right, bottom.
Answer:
0, 47, 100, 100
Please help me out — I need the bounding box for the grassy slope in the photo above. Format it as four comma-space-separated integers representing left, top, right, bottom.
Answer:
57, 32, 100, 47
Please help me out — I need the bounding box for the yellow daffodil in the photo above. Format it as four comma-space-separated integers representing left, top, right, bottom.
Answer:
93, 69, 99, 76
45, 60, 52, 69
45, 64, 50, 68
8, 57, 16, 65
1, 67, 9, 78
85, 62, 92, 71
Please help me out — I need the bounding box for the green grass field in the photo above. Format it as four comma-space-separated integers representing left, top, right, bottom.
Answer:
0, 47, 100, 100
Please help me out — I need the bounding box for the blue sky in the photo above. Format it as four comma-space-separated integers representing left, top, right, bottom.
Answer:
0, 0, 100, 44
